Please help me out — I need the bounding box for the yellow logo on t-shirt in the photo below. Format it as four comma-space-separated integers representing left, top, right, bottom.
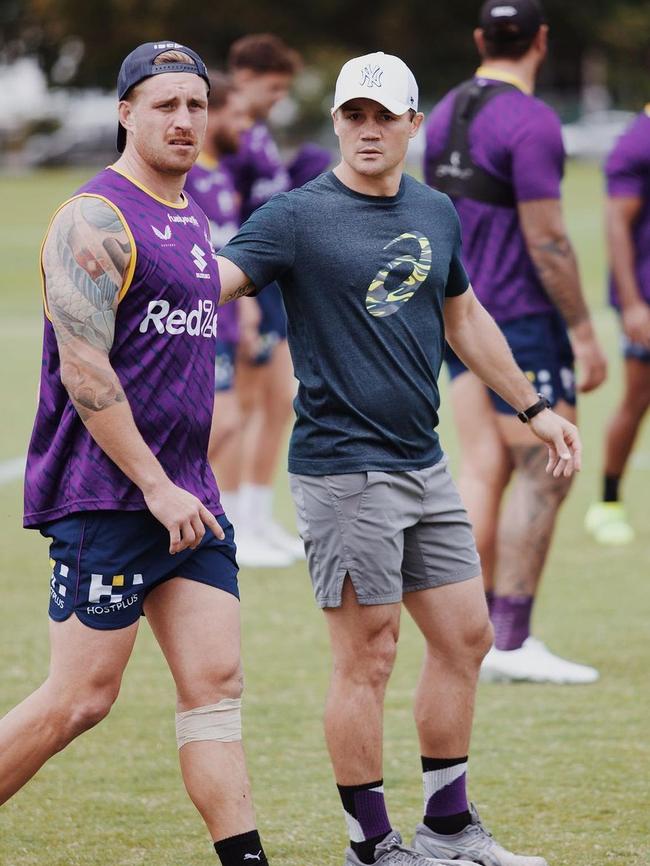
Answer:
366, 231, 432, 318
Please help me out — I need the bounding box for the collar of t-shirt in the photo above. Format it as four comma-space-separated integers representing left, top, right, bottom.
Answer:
328, 170, 406, 204
474, 65, 531, 95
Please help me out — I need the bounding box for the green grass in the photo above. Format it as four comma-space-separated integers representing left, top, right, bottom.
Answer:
0, 164, 649, 865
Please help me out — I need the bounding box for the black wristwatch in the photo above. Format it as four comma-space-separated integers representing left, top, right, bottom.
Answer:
517, 393, 551, 424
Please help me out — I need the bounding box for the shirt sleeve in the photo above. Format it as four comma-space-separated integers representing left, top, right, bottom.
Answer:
219, 192, 295, 292
510, 103, 565, 202
444, 202, 470, 297
606, 117, 649, 199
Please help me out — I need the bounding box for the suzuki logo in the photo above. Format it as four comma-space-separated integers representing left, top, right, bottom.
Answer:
192, 243, 208, 272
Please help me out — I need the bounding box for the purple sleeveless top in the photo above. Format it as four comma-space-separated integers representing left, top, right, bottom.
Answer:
185, 156, 240, 343
24, 166, 223, 528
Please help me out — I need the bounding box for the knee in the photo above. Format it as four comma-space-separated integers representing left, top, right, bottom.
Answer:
177, 660, 244, 711
440, 615, 493, 671
51, 682, 119, 749
334, 626, 398, 691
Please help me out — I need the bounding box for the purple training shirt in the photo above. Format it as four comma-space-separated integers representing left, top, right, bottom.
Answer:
605, 108, 650, 307
24, 166, 223, 528
425, 69, 565, 323
185, 154, 241, 343
223, 121, 290, 219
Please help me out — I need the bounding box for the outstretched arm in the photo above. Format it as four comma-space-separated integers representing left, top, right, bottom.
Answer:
518, 198, 607, 392
444, 286, 581, 478
216, 255, 257, 305
43, 196, 223, 549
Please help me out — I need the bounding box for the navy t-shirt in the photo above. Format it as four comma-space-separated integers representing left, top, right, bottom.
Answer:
220, 171, 469, 475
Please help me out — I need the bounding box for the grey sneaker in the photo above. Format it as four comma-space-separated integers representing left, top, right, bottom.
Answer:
343, 831, 476, 866
412, 805, 548, 866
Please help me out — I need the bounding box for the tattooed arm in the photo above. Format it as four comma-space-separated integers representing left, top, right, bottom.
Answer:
518, 199, 607, 393
215, 255, 257, 304
43, 196, 223, 550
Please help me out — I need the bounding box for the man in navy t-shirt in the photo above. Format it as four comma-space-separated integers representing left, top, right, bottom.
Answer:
217, 51, 578, 866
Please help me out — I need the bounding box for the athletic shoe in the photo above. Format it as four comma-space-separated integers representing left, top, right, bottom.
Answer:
584, 501, 635, 545
235, 530, 293, 568
480, 637, 599, 684
412, 804, 548, 866
261, 518, 306, 560
344, 831, 476, 866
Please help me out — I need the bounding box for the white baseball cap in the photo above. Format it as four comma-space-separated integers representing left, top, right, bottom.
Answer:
332, 51, 419, 116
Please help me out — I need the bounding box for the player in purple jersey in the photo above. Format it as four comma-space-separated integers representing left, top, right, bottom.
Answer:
223, 34, 306, 568
184, 72, 261, 522
216, 49, 582, 866
1, 44, 270, 866
425, 0, 607, 684
585, 108, 650, 545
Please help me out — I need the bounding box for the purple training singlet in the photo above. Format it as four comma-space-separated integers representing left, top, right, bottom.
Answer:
24, 166, 223, 528
425, 68, 565, 324
185, 154, 241, 343
605, 108, 650, 307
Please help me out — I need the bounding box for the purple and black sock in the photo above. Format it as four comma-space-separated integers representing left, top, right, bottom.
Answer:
422, 755, 471, 835
603, 474, 620, 503
491, 594, 533, 650
214, 830, 268, 866
337, 780, 392, 864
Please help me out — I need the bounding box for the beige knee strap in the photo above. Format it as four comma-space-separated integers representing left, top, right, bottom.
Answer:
175, 698, 242, 749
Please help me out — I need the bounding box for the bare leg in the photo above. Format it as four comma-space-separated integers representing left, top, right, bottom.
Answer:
494, 401, 574, 597
323, 579, 400, 784
244, 340, 296, 487
449, 373, 512, 590
208, 389, 244, 494
603, 358, 650, 480
144, 578, 255, 843
403, 577, 491, 756
0, 615, 137, 803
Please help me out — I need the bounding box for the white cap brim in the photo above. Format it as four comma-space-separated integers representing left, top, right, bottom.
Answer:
332, 91, 412, 115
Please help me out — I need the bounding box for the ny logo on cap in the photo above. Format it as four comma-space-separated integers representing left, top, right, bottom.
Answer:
491, 5, 517, 16
360, 65, 383, 88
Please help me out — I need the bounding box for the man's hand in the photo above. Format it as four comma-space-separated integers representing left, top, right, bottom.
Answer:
622, 302, 650, 347
528, 409, 582, 478
144, 480, 225, 554
569, 321, 608, 393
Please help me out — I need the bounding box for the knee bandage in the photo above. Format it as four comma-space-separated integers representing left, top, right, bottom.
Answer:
175, 698, 242, 749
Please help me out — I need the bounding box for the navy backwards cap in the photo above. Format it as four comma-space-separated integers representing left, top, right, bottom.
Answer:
479, 0, 545, 43
116, 41, 210, 152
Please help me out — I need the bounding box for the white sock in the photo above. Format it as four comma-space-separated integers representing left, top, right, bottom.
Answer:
239, 483, 273, 527
219, 490, 239, 525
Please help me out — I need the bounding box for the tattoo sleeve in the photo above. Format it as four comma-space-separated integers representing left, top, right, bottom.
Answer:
520, 201, 589, 328
528, 236, 589, 327
42, 196, 132, 419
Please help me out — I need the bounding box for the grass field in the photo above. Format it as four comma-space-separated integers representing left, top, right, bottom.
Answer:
0, 164, 649, 866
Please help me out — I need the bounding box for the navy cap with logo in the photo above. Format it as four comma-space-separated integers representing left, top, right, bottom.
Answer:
479, 0, 545, 42
116, 41, 210, 152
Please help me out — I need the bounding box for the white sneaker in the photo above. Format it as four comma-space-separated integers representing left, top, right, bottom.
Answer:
262, 519, 306, 560
235, 530, 293, 569
480, 637, 599, 685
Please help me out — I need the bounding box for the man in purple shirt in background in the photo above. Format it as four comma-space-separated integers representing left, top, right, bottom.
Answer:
222, 33, 307, 568
184, 71, 261, 514
585, 108, 650, 545
425, 0, 607, 683
0, 43, 271, 866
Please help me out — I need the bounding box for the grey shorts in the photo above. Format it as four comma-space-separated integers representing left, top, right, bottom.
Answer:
289, 457, 481, 608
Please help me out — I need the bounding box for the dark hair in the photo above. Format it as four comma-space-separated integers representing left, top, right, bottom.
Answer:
227, 33, 301, 75
207, 70, 236, 109
483, 34, 537, 60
